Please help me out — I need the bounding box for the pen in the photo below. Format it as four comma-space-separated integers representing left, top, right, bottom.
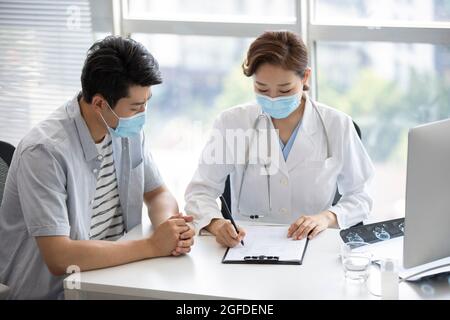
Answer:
220, 195, 244, 246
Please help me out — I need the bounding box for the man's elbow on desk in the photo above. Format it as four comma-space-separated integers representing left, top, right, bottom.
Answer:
35, 236, 82, 276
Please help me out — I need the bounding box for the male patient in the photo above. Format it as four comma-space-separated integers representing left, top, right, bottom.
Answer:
0, 36, 194, 299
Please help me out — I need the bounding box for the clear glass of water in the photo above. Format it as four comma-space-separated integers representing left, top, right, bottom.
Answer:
341, 241, 372, 282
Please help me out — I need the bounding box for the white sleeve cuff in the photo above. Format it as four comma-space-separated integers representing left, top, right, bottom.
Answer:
191, 212, 222, 236
328, 205, 346, 229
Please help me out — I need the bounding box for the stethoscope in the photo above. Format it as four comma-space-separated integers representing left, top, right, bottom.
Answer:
235, 97, 332, 219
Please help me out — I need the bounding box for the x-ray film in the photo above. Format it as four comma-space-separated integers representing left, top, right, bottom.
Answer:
340, 218, 405, 244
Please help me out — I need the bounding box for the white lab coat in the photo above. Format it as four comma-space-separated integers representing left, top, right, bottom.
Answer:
185, 93, 374, 232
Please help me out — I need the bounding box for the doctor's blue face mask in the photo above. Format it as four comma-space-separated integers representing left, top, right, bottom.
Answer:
256, 91, 302, 119
100, 101, 147, 138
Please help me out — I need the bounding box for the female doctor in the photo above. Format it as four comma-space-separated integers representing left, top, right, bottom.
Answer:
185, 31, 374, 247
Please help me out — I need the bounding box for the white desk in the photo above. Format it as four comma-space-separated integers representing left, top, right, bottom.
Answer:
64, 221, 450, 300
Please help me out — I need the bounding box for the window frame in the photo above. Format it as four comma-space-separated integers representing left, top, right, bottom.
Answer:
114, 0, 450, 101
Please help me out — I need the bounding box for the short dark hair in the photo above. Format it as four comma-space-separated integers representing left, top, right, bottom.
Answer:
81, 36, 162, 107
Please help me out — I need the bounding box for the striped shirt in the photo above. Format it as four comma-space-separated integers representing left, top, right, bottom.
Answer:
90, 134, 125, 241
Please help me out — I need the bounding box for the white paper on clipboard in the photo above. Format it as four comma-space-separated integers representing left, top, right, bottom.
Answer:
223, 225, 308, 263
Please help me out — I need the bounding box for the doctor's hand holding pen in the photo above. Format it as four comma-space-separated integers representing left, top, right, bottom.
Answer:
205, 218, 246, 248
287, 211, 338, 240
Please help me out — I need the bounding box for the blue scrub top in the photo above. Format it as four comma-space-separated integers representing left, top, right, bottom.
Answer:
279, 119, 302, 161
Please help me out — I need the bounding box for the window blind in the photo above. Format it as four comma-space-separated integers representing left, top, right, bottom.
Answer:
0, 0, 94, 146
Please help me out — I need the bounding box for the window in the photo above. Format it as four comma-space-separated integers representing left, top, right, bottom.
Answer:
310, 0, 450, 222
122, 0, 450, 221
120, 0, 450, 219
317, 42, 450, 219
2, 1, 450, 224
314, 0, 450, 24
127, 0, 296, 23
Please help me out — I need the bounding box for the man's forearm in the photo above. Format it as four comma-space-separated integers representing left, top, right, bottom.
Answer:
146, 190, 179, 227
36, 237, 157, 276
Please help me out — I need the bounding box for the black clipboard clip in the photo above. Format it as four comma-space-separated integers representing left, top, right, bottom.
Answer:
244, 255, 279, 262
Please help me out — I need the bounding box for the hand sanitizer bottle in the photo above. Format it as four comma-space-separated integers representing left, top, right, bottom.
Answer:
381, 258, 399, 300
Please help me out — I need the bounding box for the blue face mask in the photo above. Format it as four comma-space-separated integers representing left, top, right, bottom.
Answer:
101, 102, 147, 138
256, 92, 302, 119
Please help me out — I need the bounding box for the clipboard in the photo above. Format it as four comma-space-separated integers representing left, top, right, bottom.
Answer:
221, 225, 309, 265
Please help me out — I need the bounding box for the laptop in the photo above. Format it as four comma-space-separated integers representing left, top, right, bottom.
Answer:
404, 118, 450, 268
